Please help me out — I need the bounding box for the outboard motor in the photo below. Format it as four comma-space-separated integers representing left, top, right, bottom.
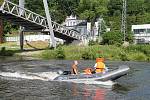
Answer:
63, 71, 71, 75
57, 70, 63, 75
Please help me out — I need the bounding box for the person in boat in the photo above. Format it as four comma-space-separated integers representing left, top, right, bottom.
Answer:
94, 58, 107, 73
83, 68, 92, 74
71, 60, 78, 75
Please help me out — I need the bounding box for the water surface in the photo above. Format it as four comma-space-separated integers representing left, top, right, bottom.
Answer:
0, 58, 150, 100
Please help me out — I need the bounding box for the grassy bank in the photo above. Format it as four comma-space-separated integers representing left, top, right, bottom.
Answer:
0, 42, 150, 61
40, 45, 150, 61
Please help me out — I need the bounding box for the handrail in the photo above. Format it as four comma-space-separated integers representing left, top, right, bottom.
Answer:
0, 0, 87, 40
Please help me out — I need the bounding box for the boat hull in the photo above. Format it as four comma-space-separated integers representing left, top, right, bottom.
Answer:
54, 65, 130, 82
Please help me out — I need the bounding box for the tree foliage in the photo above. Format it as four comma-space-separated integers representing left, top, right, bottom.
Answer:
102, 31, 123, 45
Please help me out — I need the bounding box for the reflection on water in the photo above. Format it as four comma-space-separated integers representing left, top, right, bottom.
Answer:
0, 58, 150, 100
70, 83, 108, 100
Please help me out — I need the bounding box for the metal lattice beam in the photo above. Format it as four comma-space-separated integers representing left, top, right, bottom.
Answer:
121, 0, 127, 42
0, 0, 86, 41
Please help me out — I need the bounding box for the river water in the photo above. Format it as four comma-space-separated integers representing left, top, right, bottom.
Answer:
0, 57, 150, 100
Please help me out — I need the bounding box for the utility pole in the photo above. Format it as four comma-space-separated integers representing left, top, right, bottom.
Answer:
43, 0, 56, 48
121, 0, 127, 42
98, 18, 102, 43
0, 1, 4, 43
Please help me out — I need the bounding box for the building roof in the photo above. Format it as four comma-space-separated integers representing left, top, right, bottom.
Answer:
132, 24, 150, 29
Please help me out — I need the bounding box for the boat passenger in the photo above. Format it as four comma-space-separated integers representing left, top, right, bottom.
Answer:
71, 60, 78, 75
94, 58, 106, 73
84, 68, 92, 74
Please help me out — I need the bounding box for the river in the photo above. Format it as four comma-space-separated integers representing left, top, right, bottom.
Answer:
0, 57, 150, 100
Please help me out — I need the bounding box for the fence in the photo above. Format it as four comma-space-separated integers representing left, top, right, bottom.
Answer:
5, 35, 63, 43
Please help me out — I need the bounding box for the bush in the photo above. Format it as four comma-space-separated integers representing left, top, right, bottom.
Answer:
88, 40, 99, 46
126, 45, 150, 56
81, 51, 94, 60
41, 50, 56, 59
119, 51, 128, 61
127, 52, 147, 61
0, 47, 14, 56
102, 31, 123, 45
55, 47, 65, 59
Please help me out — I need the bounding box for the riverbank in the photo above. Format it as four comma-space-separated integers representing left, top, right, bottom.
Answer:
18, 44, 150, 61
0, 42, 150, 61
39, 45, 150, 61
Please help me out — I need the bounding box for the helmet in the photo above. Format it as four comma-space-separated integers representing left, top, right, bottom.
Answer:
96, 58, 104, 62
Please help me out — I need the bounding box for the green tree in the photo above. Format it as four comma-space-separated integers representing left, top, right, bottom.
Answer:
107, 0, 122, 16
102, 31, 123, 45
77, 0, 108, 22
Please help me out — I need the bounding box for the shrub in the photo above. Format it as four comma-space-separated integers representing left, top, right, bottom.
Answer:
102, 31, 123, 45
55, 47, 65, 59
119, 51, 128, 61
41, 50, 56, 59
82, 51, 94, 60
88, 40, 99, 46
127, 52, 147, 61
0, 47, 14, 56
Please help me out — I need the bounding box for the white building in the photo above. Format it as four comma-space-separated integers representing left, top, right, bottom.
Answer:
63, 15, 86, 29
132, 24, 150, 44
62, 15, 109, 40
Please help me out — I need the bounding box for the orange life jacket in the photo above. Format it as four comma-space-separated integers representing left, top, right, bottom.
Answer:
95, 62, 105, 73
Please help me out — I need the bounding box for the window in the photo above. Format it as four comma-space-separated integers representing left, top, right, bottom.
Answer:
133, 29, 146, 34
73, 22, 76, 26
70, 22, 72, 26
147, 29, 150, 34
78, 29, 82, 32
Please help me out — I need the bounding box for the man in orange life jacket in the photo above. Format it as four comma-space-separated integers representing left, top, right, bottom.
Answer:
94, 58, 106, 73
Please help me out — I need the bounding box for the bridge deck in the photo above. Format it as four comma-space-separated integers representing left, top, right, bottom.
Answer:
0, 0, 85, 41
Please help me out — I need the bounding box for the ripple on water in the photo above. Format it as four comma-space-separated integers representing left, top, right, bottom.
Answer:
0, 60, 150, 100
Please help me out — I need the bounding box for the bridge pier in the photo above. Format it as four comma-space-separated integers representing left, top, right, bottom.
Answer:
19, 27, 24, 51
0, 17, 3, 43
19, 0, 24, 50
43, 0, 56, 48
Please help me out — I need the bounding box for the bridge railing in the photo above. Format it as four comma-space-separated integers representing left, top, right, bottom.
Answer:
0, 0, 87, 41
0, 0, 48, 27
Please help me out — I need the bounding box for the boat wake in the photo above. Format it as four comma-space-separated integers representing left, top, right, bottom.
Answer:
0, 71, 60, 81
0, 71, 115, 87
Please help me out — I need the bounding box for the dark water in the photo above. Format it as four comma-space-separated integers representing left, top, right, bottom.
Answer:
0, 58, 150, 100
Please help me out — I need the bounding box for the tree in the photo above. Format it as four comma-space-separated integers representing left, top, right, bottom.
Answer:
102, 31, 123, 45
107, 0, 122, 16
127, 0, 146, 15
77, 0, 108, 22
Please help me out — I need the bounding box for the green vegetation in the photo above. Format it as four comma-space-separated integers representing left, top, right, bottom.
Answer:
0, 42, 149, 61
102, 31, 124, 45
0, 47, 15, 56
40, 45, 150, 61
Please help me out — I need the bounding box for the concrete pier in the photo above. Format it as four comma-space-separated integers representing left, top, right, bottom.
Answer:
0, 17, 3, 43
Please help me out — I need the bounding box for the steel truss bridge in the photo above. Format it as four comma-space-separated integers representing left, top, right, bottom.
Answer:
0, 0, 86, 48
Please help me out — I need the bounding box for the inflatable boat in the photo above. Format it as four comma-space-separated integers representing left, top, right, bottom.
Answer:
54, 65, 130, 82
